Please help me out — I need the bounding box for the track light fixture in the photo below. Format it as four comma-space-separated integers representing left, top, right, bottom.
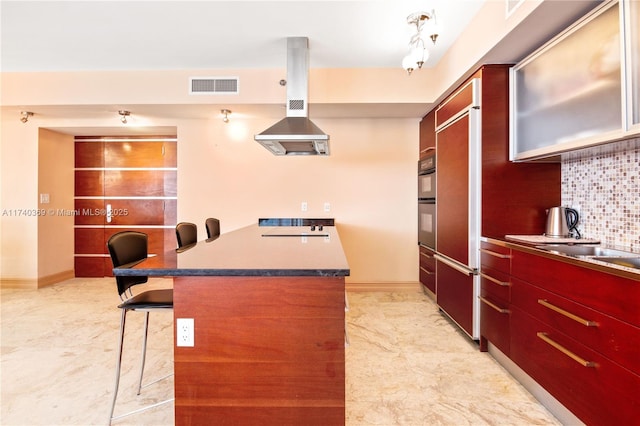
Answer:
20, 111, 34, 123
118, 110, 130, 124
221, 109, 231, 123
402, 9, 439, 75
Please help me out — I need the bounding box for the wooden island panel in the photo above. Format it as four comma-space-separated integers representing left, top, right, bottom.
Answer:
173, 275, 346, 425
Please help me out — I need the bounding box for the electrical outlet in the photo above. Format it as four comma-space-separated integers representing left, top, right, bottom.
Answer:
176, 318, 194, 347
301, 201, 308, 212
324, 202, 330, 212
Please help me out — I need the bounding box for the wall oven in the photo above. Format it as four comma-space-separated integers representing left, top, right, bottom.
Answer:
418, 154, 436, 199
418, 153, 436, 249
418, 200, 436, 249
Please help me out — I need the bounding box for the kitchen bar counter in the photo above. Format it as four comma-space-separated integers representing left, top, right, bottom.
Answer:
115, 223, 350, 277
114, 222, 349, 425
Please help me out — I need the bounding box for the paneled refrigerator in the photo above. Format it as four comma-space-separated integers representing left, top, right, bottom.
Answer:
434, 78, 481, 340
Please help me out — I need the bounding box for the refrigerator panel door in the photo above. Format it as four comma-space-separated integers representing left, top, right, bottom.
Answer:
436, 114, 470, 265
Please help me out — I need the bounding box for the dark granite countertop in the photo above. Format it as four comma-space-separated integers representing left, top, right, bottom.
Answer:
482, 236, 640, 281
114, 223, 350, 277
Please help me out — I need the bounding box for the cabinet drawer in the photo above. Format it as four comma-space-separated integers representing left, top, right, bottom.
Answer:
511, 307, 640, 425
419, 246, 436, 294
512, 278, 640, 375
511, 249, 640, 326
480, 289, 510, 355
480, 241, 511, 274
480, 266, 510, 301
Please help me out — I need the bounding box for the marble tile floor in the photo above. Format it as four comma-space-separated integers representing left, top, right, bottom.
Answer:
1, 278, 562, 425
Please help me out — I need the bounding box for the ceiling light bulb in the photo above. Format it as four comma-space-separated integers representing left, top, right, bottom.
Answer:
410, 45, 426, 69
221, 109, 231, 123
20, 111, 34, 123
402, 54, 416, 74
118, 110, 130, 124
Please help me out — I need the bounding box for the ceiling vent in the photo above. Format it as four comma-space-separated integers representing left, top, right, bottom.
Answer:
189, 77, 239, 94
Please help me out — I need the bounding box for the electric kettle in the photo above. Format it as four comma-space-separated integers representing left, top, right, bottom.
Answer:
545, 206, 580, 238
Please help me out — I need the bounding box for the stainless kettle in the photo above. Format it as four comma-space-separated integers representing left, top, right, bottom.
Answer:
545, 206, 580, 238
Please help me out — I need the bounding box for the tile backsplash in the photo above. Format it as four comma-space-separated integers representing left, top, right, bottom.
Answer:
562, 138, 640, 251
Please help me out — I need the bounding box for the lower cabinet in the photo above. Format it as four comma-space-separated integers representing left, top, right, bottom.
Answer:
419, 245, 436, 295
436, 257, 477, 338
510, 304, 639, 425
507, 247, 640, 425
479, 241, 511, 354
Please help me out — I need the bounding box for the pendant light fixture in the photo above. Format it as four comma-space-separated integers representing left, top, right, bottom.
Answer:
402, 10, 438, 75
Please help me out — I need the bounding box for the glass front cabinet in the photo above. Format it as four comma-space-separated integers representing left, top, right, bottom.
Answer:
627, 0, 640, 129
510, 0, 640, 161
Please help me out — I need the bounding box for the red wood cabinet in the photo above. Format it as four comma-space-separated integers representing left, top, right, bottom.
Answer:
435, 259, 475, 336
173, 275, 345, 425
510, 305, 639, 425
479, 241, 511, 354
419, 245, 436, 294
419, 109, 435, 159
509, 248, 640, 425
435, 114, 471, 266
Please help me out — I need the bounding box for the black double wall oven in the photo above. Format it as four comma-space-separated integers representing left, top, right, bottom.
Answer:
418, 153, 436, 249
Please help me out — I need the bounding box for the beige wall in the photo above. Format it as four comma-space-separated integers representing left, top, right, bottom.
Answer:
37, 129, 75, 283
1, 0, 588, 286
0, 114, 40, 282
0, 112, 419, 286
176, 116, 419, 284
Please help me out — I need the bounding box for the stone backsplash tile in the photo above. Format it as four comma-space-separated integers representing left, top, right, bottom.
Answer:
561, 138, 640, 251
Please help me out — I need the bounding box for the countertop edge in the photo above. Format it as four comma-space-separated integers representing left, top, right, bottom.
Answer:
114, 267, 350, 277
482, 237, 640, 282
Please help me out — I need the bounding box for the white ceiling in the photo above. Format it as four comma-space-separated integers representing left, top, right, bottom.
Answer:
0, 0, 601, 133
1, 0, 485, 72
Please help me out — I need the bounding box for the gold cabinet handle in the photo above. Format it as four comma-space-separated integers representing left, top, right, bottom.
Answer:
538, 299, 598, 327
480, 248, 511, 259
536, 332, 597, 368
480, 272, 510, 287
420, 251, 434, 259
479, 296, 509, 314
420, 266, 435, 275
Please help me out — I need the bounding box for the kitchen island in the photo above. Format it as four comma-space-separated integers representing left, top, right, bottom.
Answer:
114, 220, 349, 425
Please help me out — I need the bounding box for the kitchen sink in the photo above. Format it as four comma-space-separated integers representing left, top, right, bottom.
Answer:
535, 245, 637, 257
591, 257, 640, 270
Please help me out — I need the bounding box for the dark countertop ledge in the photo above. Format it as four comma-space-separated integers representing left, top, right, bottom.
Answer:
114, 223, 350, 277
482, 236, 640, 282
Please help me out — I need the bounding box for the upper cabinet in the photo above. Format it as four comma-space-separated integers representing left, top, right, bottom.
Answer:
419, 109, 436, 159
627, 0, 640, 129
510, 0, 639, 161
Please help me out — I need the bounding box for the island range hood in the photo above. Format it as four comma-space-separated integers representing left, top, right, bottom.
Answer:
254, 37, 330, 156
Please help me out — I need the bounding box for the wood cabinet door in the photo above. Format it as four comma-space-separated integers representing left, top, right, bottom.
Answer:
74, 137, 177, 277
435, 258, 475, 338
419, 110, 436, 159
436, 114, 470, 265
510, 305, 640, 425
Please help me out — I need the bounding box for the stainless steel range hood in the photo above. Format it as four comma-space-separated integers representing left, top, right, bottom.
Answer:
254, 37, 329, 156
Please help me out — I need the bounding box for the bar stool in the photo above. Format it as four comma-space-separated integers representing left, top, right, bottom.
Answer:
107, 231, 174, 423
205, 217, 221, 239
176, 222, 197, 247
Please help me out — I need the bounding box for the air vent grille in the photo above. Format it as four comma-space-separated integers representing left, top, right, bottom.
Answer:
289, 99, 305, 110
189, 77, 239, 94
